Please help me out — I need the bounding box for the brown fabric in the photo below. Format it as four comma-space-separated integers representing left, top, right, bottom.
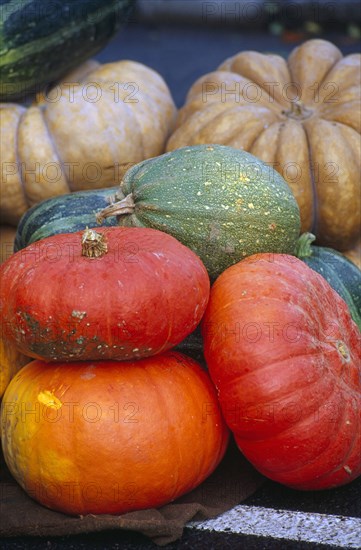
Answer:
0, 439, 264, 546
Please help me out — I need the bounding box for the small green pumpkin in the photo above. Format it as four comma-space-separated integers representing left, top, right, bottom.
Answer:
14, 188, 118, 252
96, 144, 301, 279
297, 233, 361, 331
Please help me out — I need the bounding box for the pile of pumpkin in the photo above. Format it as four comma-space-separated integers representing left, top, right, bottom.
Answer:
0, 30, 360, 518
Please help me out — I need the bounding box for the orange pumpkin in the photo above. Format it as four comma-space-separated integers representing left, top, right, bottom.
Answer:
0, 225, 30, 399
167, 39, 361, 251
1, 352, 229, 514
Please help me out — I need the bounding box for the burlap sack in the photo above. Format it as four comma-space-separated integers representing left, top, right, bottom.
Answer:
0, 438, 264, 546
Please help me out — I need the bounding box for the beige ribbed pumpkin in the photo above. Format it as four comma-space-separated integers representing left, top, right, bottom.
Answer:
0, 225, 16, 264
1, 60, 177, 226
167, 39, 360, 251
344, 239, 361, 270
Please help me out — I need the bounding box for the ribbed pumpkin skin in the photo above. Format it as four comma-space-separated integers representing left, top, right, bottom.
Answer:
0, 60, 176, 226
202, 254, 361, 490
167, 40, 361, 251
101, 144, 301, 280
0, 353, 229, 515
14, 187, 118, 252
0, 0, 135, 100
0, 227, 210, 362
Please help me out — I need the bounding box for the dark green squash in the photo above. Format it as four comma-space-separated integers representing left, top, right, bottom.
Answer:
96, 144, 301, 279
297, 233, 361, 331
14, 187, 118, 252
0, 0, 135, 100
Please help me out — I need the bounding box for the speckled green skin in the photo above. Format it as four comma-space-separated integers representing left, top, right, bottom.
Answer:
112, 144, 301, 279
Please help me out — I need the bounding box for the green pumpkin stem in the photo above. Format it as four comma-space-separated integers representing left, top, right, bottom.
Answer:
81, 228, 108, 258
296, 232, 317, 258
96, 193, 135, 224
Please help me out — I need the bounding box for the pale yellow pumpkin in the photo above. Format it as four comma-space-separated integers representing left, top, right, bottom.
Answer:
167, 39, 361, 251
1, 60, 177, 225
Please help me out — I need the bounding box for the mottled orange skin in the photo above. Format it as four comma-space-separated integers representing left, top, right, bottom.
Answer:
0, 226, 210, 362
202, 254, 361, 490
1, 352, 229, 515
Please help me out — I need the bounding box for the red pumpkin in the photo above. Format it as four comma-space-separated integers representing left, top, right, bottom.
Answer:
1, 352, 229, 515
202, 254, 361, 490
0, 227, 209, 361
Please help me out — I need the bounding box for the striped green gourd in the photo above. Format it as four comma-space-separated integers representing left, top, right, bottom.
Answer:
0, 0, 134, 100
297, 233, 361, 331
14, 187, 118, 252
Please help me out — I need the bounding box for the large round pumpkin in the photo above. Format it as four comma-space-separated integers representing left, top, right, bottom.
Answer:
0, 227, 209, 361
0, 352, 229, 515
0, 59, 177, 225
167, 39, 361, 251
202, 254, 361, 490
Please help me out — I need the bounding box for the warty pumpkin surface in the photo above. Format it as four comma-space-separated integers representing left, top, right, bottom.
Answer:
0, 352, 229, 515
0, 227, 210, 362
202, 254, 361, 490
167, 39, 361, 251
0, 59, 177, 225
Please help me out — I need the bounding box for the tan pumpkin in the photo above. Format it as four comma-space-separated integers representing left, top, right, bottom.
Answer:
0, 225, 17, 264
167, 39, 360, 251
1, 60, 177, 226
344, 238, 361, 270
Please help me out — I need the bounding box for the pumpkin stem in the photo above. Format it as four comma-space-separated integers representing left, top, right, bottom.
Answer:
296, 232, 317, 258
282, 101, 313, 121
96, 193, 135, 224
81, 228, 108, 258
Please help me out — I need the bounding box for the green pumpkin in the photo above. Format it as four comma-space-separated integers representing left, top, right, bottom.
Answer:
297, 233, 361, 331
96, 144, 301, 279
14, 188, 118, 252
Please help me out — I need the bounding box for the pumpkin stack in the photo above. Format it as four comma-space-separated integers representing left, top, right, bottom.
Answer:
0, 224, 230, 515
1, 33, 360, 523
